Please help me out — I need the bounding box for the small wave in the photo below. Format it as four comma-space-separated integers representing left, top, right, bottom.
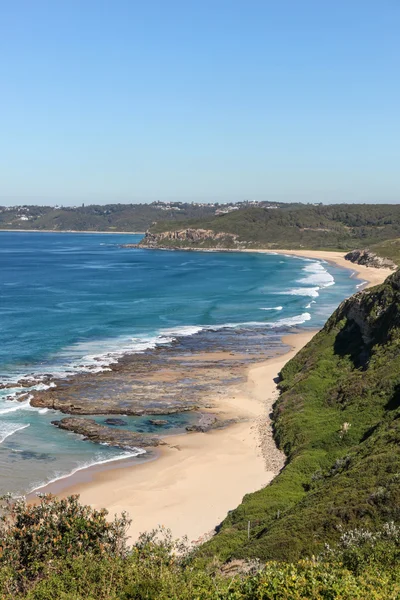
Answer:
29, 448, 146, 493
260, 306, 283, 311
159, 325, 204, 337
0, 399, 32, 415
0, 423, 30, 444
281, 287, 320, 298
305, 300, 317, 309
356, 281, 368, 289
267, 312, 311, 328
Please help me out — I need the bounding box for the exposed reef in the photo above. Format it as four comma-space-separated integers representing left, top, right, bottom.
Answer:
52, 417, 165, 449
28, 327, 283, 416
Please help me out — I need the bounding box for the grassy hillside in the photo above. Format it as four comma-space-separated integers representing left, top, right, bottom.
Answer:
371, 238, 400, 265
201, 270, 400, 563
145, 204, 400, 250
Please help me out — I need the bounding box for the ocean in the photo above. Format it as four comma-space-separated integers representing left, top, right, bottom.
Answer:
0, 231, 360, 495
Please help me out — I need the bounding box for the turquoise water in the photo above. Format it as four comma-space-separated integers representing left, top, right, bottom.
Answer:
0, 232, 360, 495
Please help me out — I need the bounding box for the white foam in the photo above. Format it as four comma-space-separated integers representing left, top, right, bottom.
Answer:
260, 306, 283, 311
297, 261, 335, 288
283, 287, 320, 298
267, 312, 311, 327
0, 423, 30, 444
29, 448, 146, 493
0, 399, 32, 415
160, 325, 204, 337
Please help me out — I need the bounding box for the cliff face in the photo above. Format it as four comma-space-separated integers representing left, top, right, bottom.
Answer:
345, 248, 397, 269
203, 269, 400, 562
326, 268, 400, 352
139, 228, 240, 248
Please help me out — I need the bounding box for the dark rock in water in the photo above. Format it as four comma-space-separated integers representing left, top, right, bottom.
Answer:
52, 417, 165, 449
104, 418, 128, 426
148, 419, 168, 426
13, 450, 57, 462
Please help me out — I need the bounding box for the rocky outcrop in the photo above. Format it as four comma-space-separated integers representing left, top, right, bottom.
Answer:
52, 417, 165, 449
185, 414, 240, 432
134, 229, 240, 249
344, 249, 397, 269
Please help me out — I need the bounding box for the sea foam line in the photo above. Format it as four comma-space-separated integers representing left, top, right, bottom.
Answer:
267, 312, 311, 327
0, 398, 32, 415
29, 448, 147, 494
0, 423, 30, 444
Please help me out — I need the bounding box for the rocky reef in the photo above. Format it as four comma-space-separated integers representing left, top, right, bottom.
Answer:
29, 327, 281, 416
52, 417, 165, 449
344, 248, 397, 269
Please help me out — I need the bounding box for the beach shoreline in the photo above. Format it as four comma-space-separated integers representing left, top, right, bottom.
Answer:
244, 248, 392, 289
29, 249, 393, 543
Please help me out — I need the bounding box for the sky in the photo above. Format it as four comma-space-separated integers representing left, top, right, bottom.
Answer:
1, 0, 399, 205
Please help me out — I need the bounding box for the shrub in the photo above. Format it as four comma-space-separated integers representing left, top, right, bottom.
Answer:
0, 494, 130, 593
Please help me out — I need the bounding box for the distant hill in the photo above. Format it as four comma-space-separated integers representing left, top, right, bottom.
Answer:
140, 203, 400, 252
201, 269, 400, 562
5, 203, 400, 254
0, 202, 219, 232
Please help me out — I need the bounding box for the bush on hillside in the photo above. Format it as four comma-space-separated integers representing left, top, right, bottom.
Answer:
0, 494, 130, 592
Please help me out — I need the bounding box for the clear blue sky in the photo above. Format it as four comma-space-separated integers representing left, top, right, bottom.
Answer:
1, 0, 399, 205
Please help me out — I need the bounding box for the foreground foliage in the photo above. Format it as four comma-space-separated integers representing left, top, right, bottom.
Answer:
0, 496, 399, 599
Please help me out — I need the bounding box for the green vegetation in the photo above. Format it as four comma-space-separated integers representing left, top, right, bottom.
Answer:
1, 495, 399, 599
145, 204, 400, 250
202, 270, 400, 563
371, 238, 400, 265
0, 203, 217, 232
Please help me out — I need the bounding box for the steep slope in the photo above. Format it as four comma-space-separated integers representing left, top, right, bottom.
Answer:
202, 270, 400, 562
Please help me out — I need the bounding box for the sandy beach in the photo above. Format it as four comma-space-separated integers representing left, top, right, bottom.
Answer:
247, 249, 393, 289
44, 251, 393, 543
